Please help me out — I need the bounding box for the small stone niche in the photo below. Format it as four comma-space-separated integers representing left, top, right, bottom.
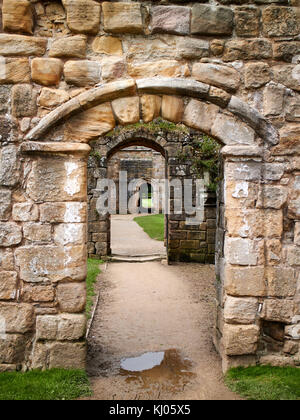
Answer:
261, 321, 285, 353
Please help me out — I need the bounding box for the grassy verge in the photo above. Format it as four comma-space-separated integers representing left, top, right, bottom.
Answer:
226, 366, 300, 400
134, 214, 165, 242
0, 369, 91, 400
86, 258, 103, 319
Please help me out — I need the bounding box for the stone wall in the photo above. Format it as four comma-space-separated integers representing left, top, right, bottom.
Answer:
0, 0, 299, 372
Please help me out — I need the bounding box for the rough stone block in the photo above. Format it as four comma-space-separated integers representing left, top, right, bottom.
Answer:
224, 297, 258, 324
244, 62, 270, 89
263, 83, 285, 117
31, 58, 63, 87
57, 282, 86, 313
54, 223, 86, 246
286, 246, 300, 266
161, 95, 184, 123
225, 238, 259, 266
49, 342, 86, 369
0, 249, 14, 271
223, 39, 272, 61
112, 97, 140, 125
39, 88, 70, 108
36, 314, 86, 341
12, 203, 39, 222
262, 6, 299, 37
0, 222, 22, 247
0, 271, 17, 300
0, 58, 30, 84
128, 60, 190, 79
11, 84, 37, 118
151, 6, 190, 35
225, 266, 267, 297
102, 2, 143, 34
211, 114, 255, 146
49, 36, 87, 59
183, 99, 219, 134
92, 36, 123, 56
23, 223, 51, 243
22, 285, 55, 303
62, 0, 101, 35
2, 0, 33, 35
175, 38, 209, 60
262, 299, 294, 323
0, 303, 34, 333
257, 186, 288, 209
141, 95, 162, 123
266, 267, 297, 297
191, 5, 234, 35
0, 34, 47, 57
235, 6, 260, 37
223, 324, 260, 356
272, 65, 300, 92
40, 202, 87, 223
192, 63, 240, 92
101, 56, 125, 82
0, 334, 27, 364
0, 190, 11, 221
64, 60, 101, 87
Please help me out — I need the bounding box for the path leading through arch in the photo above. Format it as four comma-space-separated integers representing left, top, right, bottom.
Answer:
86, 261, 240, 400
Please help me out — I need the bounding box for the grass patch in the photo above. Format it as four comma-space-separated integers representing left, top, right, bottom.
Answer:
0, 369, 91, 400
86, 258, 103, 319
134, 214, 165, 242
226, 366, 300, 400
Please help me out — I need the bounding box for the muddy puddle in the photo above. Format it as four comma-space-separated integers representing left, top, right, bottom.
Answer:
119, 349, 196, 393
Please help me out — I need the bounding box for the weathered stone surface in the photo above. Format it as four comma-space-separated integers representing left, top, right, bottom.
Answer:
183, 99, 219, 133
257, 186, 288, 209
266, 267, 297, 297
262, 6, 299, 37
223, 39, 272, 61
286, 324, 300, 340
0, 34, 47, 57
62, 0, 101, 35
208, 86, 231, 108
92, 36, 123, 56
192, 63, 240, 92
0, 222, 22, 247
2, 0, 33, 35
151, 6, 190, 35
273, 41, 300, 62
191, 5, 234, 35
102, 2, 143, 34
39, 88, 70, 108
101, 56, 126, 82
225, 266, 267, 297
64, 102, 115, 142
223, 324, 260, 356
0, 272, 17, 300
31, 58, 63, 86
141, 95, 161, 123
0, 190, 11, 221
0, 58, 30, 84
161, 95, 184, 123
210, 39, 225, 57
64, 60, 101, 86
128, 61, 190, 79
49, 342, 86, 369
112, 97, 140, 125
295, 222, 300, 246
49, 36, 87, 59
235, 6, 260, 37
54, 224, 86, 246
0, 334, 27, 364
12, 203, 39, 222
57, 282, 86, 313
15, 245, 86, 282
244, 62, 270, 89
262, 299, 294, 323
22, 285, 55, 303
272, 64, 300, 92
224, 297, 258, 324
263, 83, 285, 116
36, 314, 86, 341
225, 238, 259, 266
286, 246, 300, 266
0, 303, 34, 333
40, 202, 87, 223
175, 38, 209, 60
0, 249, 14, 271
211, 114, 255, 145
286, 95, 300, 122
23, 223, 52, 243
0, 86, 10, 114
11, 84, 37, 118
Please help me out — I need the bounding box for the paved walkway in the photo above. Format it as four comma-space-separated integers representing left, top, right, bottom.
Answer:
111, 214, 166, 257
86, 261, 240, 400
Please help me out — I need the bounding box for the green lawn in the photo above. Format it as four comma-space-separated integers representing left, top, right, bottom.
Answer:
86, 258, 103, 319
134, 214, 165, 242
226, 366, 300, 400
0, 369, 91, 400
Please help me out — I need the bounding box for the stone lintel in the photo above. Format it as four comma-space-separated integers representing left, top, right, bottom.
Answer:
20, 142, 91, 156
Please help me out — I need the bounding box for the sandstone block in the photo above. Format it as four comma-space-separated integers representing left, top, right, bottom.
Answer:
112, 97, 140, 125
262, 6, 299, 37
0, 272, 17, 300
0, 34, 47, 57
39, 88, 70, 108
262, 299, 294, 323
12, 203, 39, 222
295, 222, 300, 246
0, 58, 30, 84
273, 41, 300, 62
223, 39, 272, 62
49, 36, 87, 59
224, 297, 258, 324
151, 6, 190, 35
263, 83, 285, 116
12, 84, 37, 118
225, 266, 267, 297
22, 285, 55, 303
286, 246, 300, 266
0, 222, 22, 247
244, 62, 270, 89
183, 99, 219, 134
101, 56, 125, 82
40, 202, 87, 223
128, 60, 190, 79
161, 96, 184, 123
23, 223, 52, 243
0, 334, 27, 364
266, 267, 297, 297
0, 249, 14, 271
92, 36, 123, 56
141, 95, 161, 123
192, 63, 240, 92
0, 190, 11, 221
2, 0, 33, 35
49, 342, 86, 369
57, 282, 86, 313
102, 2, 143, 34
211, 114, 255, 145
272, 64, 300, 92
64, 102, 115, 142
235, 6, 260, 37
225, 238, 259, 266
62, 0, 101, 35
31, 58, 63, 87
175, 38, 209, 60
64, 60, 101, 87
0, 303, 34, 333
257, 186, 288, 209
286, 95, 300, 122
285, 324, 300, 340
223, 324, 260, 356
36, 314, 86, 341
54, 223, 86, 246
191, 5, 234, 36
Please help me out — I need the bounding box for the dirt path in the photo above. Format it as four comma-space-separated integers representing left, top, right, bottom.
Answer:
111, 215, 166, 257
86, 261, 240, 400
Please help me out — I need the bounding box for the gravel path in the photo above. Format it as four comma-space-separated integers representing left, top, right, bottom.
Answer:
86, 261, 240, 400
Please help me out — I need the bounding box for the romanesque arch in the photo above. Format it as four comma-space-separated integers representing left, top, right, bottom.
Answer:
0, 0, 299, 373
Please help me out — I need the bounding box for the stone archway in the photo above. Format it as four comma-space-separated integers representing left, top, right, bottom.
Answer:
1, 76, 298, 372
